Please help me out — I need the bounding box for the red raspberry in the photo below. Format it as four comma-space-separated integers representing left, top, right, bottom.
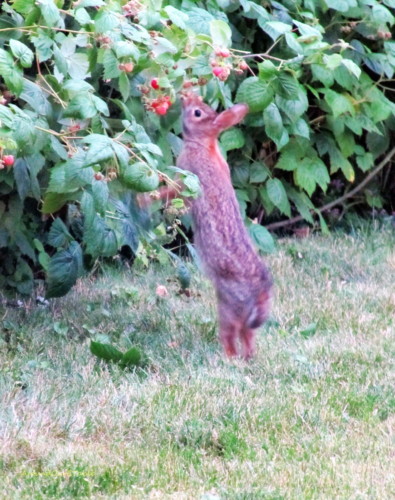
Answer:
154, 102, 169, 115
238, 60, 248, 71
212, 66, 223, 77
215, 48, 231, 58
150, 78, 160, 90
3, 155, 14, 167
94, 172, 105, 181
123, 62, 134, 72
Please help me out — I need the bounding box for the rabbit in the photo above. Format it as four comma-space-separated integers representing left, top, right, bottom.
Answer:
176, 92, 273, 359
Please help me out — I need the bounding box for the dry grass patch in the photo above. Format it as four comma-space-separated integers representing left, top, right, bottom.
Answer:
1, 221, 394, 499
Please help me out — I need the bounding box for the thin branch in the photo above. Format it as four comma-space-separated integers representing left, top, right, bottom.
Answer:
265, 146, 395, 231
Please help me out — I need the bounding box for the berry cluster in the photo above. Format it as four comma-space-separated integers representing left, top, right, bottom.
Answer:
118, 62, 134, 73
122, 0, 143, 19
0, 154, 15, 169
210, 47, 249, 82
140, 79, 173, 116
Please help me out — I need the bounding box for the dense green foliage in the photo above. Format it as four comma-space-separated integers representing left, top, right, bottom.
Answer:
0, 0, 395, 296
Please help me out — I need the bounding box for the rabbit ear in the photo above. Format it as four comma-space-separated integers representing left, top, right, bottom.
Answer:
213, 103, 249, 132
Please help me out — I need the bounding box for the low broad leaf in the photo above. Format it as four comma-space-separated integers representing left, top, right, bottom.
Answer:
266, 178, 291, 216
10, 39, 34, 68
90, 341, 124, 362
120, 347, 142, 367
249, 224, 276, 254
48, 218, 72, 248
46, 241, 83, 298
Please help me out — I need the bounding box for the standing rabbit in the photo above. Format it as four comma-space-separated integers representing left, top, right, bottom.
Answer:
176, 92, 272, 359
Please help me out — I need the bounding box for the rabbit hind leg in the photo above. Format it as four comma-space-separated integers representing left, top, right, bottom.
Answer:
218, 302, 242, 358
239, 327, 256, 360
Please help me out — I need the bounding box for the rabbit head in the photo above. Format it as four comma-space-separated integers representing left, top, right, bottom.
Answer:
181, 92, 249, 140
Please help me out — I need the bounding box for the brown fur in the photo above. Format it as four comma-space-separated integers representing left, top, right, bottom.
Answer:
177, 93, 273, 359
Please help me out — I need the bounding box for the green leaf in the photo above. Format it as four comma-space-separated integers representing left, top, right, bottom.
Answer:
48, 218, 72, 248
324, 90, 355, 118
258, 60, 277, 80
84, 214, 118, 257
90, 341, 123, 362
94, 9, 119, 33
92, 178, 109, 213
263, 103, 284, 146
120, 347, 142, 367
164, 6, 188, 30
356, 152, 374, 172
46, 241, 83, 298
41, 192, 70, 214
324, 0, 357, 12
210, 19, 232, 48
260, 20, 292, 41
236, 77, 274, 113
13, 158, 30, 201
0, 48, 23, 95
102, 50, 121, 80
289, 118, 310, 139
286, 185, 315, 224
249, 224, 276, 254
181, 171, 201, 198
341, 58, 361, 79
84, 135, 114, 165
294, 158, 317, 196
276, 73, 300, 99
119, 162, 159, 192
38, 0, 61, 27
10, 39, 34, 68
64, 93, 97, 119
250, 162, 270, 183
266, 178, 291, 216
220, 128, 245, 151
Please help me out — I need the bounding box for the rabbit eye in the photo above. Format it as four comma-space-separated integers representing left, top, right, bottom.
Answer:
194, 109, 202, 117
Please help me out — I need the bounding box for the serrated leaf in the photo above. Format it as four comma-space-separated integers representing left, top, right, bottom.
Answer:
64, 93, 97, 119
84, 136, 114, 165
341, 58, 361, 79
236, 77, 274, 113
92, 178, 109, 213
289, 118, 310, 139
10, 39, 34, 68
38, 0, 61, 27
42, 192, 70, 214
263, 103, 283, 145
260, 20, 292, 40
294, 158, 317, 196
266, 178, 291, 216
250, 162, 270, 183
90, 341, 123, 362
210, 19, 232, 48
220, 128, 245, 151
118, 72, 130, 101
13, 158, 30, 201
164, 6, 188, 30
356, 152, 374, 172
48, 218, 72, 248
324, 89, 355, 118
277, 72, 300, 99
46, 241, 83, 298
249, 224, 276, 254
94, 9, 119, 33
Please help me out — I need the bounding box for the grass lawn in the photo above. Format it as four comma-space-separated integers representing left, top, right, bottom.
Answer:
1, 221, 394, 499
